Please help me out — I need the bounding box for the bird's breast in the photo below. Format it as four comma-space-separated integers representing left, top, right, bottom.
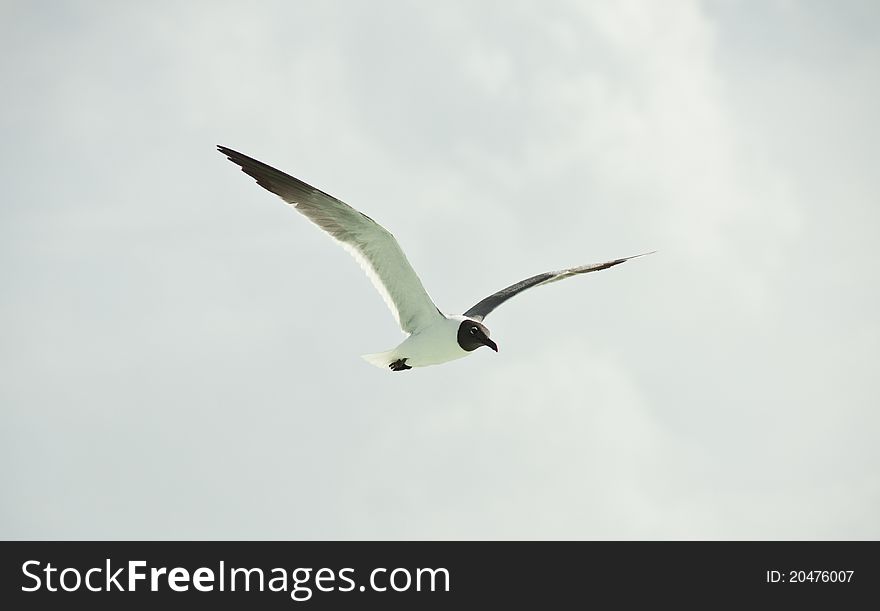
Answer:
397, 317, 472, 367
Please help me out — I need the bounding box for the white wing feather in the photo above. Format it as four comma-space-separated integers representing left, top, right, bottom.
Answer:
218, 146, 442, 334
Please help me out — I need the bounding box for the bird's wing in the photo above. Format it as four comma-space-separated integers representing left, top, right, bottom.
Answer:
462, 252, 654, 322
218, 146, 443, 334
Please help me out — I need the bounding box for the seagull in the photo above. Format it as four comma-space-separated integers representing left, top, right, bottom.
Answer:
218, 145, 653, 371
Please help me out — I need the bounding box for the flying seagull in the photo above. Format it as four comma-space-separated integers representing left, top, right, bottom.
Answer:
218, 145, 652, 371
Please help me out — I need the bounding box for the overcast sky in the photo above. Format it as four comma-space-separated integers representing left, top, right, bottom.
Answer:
2, 0, 878, 539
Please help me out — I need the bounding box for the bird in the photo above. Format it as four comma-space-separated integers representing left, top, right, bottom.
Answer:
218, 145, 653, 371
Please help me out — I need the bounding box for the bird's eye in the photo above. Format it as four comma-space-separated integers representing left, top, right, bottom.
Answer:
470, 327, 478, 335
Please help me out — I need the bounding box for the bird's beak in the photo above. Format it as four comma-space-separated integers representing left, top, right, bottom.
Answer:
482, 337, 498, 352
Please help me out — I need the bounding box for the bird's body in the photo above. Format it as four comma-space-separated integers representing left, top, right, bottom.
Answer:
218, 145, 652, 371
363, 315, 482, 370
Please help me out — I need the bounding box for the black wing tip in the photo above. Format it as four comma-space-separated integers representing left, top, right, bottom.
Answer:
216, 145, 283, 181
617, 250, 657, 264
216, 145, 248, 167
580, 250, 657, 274
217, 145, 251, 166
216, 145, 346, 210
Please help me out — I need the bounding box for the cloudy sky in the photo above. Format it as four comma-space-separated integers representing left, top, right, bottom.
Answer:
2, 0, 878, 539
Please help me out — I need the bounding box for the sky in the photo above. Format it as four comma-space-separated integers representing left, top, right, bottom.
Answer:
2, 0, 878, 539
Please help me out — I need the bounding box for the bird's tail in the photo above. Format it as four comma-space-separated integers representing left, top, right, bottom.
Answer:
361, 350, 396, 369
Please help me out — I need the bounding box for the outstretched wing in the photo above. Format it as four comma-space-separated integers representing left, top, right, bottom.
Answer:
218, 146, 443, 334
463, 252, 654, 322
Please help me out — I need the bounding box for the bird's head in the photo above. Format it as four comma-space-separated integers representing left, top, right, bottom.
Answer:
457, 320, 498, 353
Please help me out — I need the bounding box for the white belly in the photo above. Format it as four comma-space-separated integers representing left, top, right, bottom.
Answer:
395, 316, 472, 367
362, 315, 476, 369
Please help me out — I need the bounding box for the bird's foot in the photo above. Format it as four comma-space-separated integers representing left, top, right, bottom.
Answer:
389, 359, 412, 372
